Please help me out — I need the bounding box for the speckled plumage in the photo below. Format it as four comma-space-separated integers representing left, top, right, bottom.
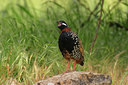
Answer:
57, 20, 84, 72
58, 31, 84, 66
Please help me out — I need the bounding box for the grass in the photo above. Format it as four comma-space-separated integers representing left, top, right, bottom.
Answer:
0, 0, 128, 85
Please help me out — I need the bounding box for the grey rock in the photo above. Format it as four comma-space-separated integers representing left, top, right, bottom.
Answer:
34, 71, 112, 85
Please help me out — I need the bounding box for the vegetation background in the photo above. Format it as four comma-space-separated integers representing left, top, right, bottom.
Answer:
0, 0, 128, 85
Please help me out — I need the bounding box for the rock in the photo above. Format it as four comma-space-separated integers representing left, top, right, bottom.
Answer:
34, 71, 112, 85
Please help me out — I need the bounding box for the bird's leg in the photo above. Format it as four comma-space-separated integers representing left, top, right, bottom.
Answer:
65, 60, 70, 72
73, 60, 76, 71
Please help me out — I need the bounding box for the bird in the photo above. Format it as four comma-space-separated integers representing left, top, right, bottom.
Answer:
57, 20, 84, 73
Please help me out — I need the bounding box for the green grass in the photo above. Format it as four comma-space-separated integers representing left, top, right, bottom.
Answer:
0, 0, 128, 85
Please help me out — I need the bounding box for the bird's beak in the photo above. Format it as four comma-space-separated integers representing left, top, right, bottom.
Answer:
56, 21, 61, 28
56, 21, 59, 23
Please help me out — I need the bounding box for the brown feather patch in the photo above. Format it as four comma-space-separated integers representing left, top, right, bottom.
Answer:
79, 39, 84, 57
62, 50, 70, 60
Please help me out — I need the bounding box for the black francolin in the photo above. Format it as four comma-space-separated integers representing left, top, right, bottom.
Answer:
57, 20, 84, 72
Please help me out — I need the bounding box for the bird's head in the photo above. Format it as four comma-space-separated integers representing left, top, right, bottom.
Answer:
56, 20, 68, 30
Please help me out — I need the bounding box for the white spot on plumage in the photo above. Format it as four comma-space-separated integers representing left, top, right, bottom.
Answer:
62, 23, 67, 26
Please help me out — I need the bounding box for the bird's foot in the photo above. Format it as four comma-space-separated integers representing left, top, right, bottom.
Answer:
61, 70, 76, 77
70, 70, 76, 72
62, 70, 75, 74
63, 70, 70, 74
60, 70, 70, 77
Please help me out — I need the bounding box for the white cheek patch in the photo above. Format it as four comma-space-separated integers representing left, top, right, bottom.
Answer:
62, 23, 67, 26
